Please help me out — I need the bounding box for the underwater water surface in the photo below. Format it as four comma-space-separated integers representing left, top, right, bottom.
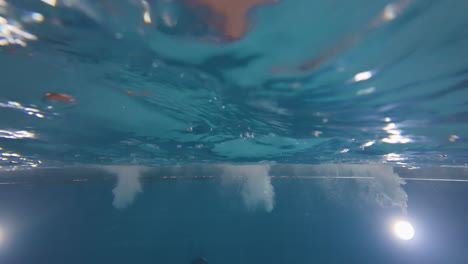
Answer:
0, 0, 467, 167
0, 0, 468, 263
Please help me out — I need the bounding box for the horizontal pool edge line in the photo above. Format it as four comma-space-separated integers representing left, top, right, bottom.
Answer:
1, 175, 468, 185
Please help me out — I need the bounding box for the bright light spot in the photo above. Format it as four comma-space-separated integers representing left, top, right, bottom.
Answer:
382, 1, 409, 22
383, 123, 397, 131
340, 148, 349, 153
31, 13, 45, 23
353, 71, 373, 82
0, 19, 38, 46
142, 1, 151, 24
0, 130, 35, 139
383, 4, 398, 21
41, 0, 56, 7
384, 117, 391, 122
24, 107, 39, 113
393, 220, 415, 240
0, 101, 46, 118
381, 123, 412, 144
385, 153, 405, 161
360, 140, 376, 149
381, 134, 412, 144
143, 12, 151, 24
8, 101, 21, 107
449, 135, 459, 142
9, 26, 37, 40
2, 153, 21, 157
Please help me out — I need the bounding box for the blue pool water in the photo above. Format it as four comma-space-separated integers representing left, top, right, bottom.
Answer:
1, 166, 468, 263
0, 0, 467, 167
0, 0, 468, 263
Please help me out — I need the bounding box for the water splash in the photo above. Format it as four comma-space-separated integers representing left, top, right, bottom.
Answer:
221, 164, 275, 212
100, 165, 149, 209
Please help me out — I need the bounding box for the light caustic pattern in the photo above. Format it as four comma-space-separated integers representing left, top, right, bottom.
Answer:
0, 0, 467, 169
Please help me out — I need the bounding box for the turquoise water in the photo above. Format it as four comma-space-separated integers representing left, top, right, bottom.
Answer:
1, 0, 468, 263
0, 0, 467, 167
